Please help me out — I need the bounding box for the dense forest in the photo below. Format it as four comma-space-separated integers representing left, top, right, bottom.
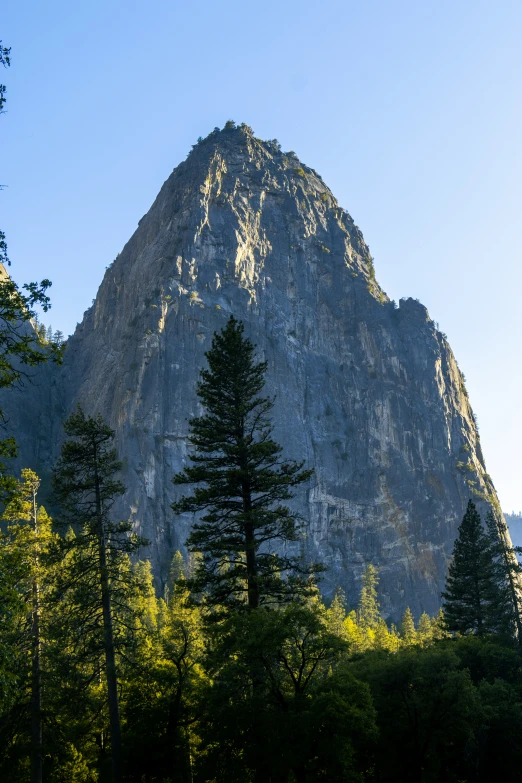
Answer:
1, 314, 522, 783
3, 41, 522, 783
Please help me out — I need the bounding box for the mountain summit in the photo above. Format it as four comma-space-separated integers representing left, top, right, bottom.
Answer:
7, 123, 499, 618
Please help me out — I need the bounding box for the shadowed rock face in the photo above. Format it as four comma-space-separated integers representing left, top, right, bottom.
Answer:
6, 125, 500, 620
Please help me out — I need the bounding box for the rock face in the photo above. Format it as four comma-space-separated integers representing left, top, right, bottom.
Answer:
6, 124, 502, 620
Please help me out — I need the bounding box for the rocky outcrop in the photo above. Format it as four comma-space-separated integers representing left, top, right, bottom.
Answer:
5, 124, 501, 620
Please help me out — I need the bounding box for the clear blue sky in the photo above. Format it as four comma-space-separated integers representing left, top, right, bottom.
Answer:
2, 0, 521, 510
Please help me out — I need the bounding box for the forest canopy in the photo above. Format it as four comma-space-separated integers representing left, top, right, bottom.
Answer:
1, 316, 522, 783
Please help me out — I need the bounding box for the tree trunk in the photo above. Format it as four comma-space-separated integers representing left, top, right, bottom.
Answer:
245, 519, 259, 609
242, 475, 259, 609
167, 683, 191, 783
31, 578, 42, 783
473, 566, 483, 636
30, 487, 42, 783
99, 537, 122, 783
94, 445, 122, 783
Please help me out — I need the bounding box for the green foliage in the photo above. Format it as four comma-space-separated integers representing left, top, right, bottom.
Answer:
442, 500, 514, 638
51, 407, 147, 782
0, 40, 11, 114
0, 299, 521, 780
295, 166, 306, 177
0, 275, 63, 470
326, 587, 348, 638
197, 603, 376, 782
352, 645, 479, 783
417, 611, 433, 646
366, 255, 376, 282
400, 607, 416, 644
358, 564, 381, 630
430, 607, 449, 640
172, 316, 316, 613
166, 549, 185, 600
0, 470, 57, 781
1, 496, 522, 782
476, 678, 522, 780
325, 567, 400, 654
122, 575, 206, 783
0, 526, 33, 775
47, 744, 96, 783
485, 508, 522, 646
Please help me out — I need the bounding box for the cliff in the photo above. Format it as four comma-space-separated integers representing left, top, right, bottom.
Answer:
5, 123, 501, 620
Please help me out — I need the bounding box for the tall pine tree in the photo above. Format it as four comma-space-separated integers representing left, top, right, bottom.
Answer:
52, 407, 144, 783
172, 316, 315, 613
442, 500, 513, 638
400, 607, 416, 645
0, 471, 54, 782
485, 509, 522, 646
358, 564, 381, 630
2, 470, 53, 783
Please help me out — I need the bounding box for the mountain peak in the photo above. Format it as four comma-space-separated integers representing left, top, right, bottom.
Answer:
183, 120, 326, 187
2, 125, 496, 620
119, 120, 385, 321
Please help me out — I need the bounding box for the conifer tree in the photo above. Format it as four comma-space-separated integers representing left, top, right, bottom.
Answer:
442, 500, 513, 637
485, 509, 522, 647
417, 612, 433, 646
387, 623, 401, 652
430, 608, 448, 641
343, 610, 366, 652
52, 407, 144, 783
165, 550, 185, 601
358, 564, 381, 630
0, 471, 54, 782
122, 571, 205, 783
2, 470, 53, 783
52, 329, 65, 347
326, 587, 348, 639
373, 619, 400, 652
0, 531, 29, 779
400, 607, 416, 645
172, 316, 315, 612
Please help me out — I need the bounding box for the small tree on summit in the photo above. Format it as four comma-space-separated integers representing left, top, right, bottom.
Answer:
442, 500, 513, 638
172, 316, 316, 613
